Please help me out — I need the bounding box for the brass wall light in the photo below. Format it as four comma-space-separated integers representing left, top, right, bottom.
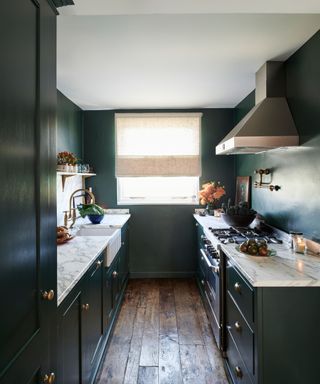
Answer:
254, 169, 280, 191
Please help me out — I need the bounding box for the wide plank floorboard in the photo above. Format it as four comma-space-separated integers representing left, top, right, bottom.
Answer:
95, 278, 227, 384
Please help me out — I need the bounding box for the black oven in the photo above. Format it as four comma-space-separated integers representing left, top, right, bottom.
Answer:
199, 241, 225, 351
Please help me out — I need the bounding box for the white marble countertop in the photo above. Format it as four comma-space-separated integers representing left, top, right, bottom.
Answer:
194, 214, 320, 287
74, 213, 131, 228
57, 214, 130, 306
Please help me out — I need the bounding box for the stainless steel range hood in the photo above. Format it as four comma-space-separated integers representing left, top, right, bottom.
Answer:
216, 61, 299, 155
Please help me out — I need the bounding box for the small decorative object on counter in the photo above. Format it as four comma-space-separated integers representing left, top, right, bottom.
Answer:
77, 203, 105, 224
199, 181, 226, 215
292, 233, 305, 254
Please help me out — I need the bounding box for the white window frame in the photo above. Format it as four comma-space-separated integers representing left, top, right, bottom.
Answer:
117, 176, 199, 205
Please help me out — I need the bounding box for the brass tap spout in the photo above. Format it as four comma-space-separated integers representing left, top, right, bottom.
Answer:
64, 188, 96, 228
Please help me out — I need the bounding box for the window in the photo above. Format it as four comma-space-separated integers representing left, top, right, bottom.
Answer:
115, 113, 202, 205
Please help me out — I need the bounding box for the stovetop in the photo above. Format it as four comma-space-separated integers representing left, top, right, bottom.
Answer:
208, 226, 283, 245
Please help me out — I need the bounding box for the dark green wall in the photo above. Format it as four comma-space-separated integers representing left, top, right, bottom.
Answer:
236, 31, 320, 241
56, 90, 84, 159
83, 109, 235, 277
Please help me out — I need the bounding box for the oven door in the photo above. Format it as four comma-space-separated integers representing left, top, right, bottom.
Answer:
200, 249, 221, 348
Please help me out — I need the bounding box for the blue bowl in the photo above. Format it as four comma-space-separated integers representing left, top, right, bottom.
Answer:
87, 214, 104, 224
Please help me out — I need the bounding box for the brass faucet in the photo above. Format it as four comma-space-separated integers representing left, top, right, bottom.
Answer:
63, 188, 96, 228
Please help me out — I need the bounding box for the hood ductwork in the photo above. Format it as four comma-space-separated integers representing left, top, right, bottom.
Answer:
216, 61, 299, 155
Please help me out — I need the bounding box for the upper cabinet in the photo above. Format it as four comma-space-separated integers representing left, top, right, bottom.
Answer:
0, 1, 57, 383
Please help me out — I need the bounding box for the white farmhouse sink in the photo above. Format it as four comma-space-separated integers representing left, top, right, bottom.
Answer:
76, 227, 121, 267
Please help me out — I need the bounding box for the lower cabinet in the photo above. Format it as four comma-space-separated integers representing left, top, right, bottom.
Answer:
58, 225, 130, 384
224, 254, 320, 384
82, 256, 104, 384
58, 291, 82, 384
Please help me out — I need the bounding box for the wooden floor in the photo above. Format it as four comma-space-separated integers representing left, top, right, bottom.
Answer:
96, 279, 228, 384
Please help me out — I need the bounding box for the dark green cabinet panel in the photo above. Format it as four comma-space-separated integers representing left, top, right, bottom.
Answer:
104, 267, 114, 330
58, 292, 82, 384
119, 224, 129, 290
0, 0, 56, 382
82, 255, 104, 384
225, 255, 320, 384
226, 263, 254, 327
58, 230, 130, 384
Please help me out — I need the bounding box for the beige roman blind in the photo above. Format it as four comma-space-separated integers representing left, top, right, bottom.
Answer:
115, 113, 202, 177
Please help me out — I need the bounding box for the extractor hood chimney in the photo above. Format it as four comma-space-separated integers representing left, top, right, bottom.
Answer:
216, 61, 299, 155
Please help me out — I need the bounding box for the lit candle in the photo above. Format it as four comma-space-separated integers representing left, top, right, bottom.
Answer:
293, 234, 305, 254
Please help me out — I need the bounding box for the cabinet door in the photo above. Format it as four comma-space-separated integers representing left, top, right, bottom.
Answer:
104, 266, 114, 331
82, 256, 104, 384
112, 256, 121, 305
0, 1, 56, 383
57, 292, 82, 384
119, 224, 129, 289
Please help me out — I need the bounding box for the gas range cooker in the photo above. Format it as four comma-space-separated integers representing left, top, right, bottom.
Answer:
208, 226, 283, 245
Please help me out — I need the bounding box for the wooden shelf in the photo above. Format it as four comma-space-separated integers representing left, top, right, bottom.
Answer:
57, 171, 96, 191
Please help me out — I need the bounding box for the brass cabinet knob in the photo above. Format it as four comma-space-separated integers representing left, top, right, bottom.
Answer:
234, 321, 241, 332
82, 303, 90, 311
235, 366, 243, 378
112, 271, 118, 278
201, 280, 205, 286
96, 260, 102, 268
43, 372, 55, 383
42, 290, 55, 301
234, 282, 241, 293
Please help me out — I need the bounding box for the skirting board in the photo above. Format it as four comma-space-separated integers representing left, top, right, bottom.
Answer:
129, 271, 196, 278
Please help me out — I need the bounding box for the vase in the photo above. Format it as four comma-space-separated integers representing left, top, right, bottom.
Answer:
206, 203, 217, 216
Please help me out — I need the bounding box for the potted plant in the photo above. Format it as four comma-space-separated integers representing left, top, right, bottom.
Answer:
199, 181, 226, 215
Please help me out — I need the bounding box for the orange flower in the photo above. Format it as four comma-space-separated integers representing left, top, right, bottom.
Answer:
198, 181, 226, 205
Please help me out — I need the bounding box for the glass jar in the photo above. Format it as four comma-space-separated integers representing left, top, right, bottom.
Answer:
292, 233, 305, 254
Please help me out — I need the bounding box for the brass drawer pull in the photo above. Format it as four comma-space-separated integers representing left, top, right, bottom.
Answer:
43, 373, 55, 383
42, 290, 55, 301
82, 303, 90, 311
235, 321, 241, 332
234, 282, 241, 293
235, 366, 243, 378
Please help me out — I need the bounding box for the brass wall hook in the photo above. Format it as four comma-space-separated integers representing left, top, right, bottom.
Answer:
254, 168, 280, 191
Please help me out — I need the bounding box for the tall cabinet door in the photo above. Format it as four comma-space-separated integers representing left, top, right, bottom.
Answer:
0, 0, 57, 383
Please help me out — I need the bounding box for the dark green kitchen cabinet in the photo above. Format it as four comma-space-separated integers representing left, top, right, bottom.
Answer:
57, 253, 104, 384
82, 255, 104, 384
118, 223, 129, 290
224, 254, 320, 384
57, 291, 82, 384
195, 222, 206, 295
0, 0, 57, 383
58, 227, 130, 384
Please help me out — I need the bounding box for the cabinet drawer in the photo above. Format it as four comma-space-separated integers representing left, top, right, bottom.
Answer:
227, 292, 254, 375
227, 263, 254, 325
227, 333, 253, 384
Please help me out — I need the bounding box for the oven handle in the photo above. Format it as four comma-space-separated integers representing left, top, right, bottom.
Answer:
200, 249, 220, 274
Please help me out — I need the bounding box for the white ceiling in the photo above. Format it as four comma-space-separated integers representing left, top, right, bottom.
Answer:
59, 0, 320, 16
57, 4, 320, 110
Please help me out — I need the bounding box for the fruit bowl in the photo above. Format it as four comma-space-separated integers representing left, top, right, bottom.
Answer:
221, 213, 255, 227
